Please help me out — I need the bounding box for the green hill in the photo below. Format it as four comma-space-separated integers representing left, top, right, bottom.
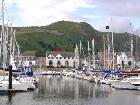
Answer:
15, 21, 140, 57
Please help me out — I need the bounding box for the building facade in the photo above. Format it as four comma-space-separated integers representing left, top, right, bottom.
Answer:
18, 51, 36, 66
116, 52, 136, 69
46, 51, 79, 68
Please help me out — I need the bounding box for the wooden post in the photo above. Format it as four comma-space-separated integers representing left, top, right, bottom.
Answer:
9, 65, 12, 90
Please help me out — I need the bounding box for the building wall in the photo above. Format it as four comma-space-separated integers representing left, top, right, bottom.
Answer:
117, 53, 128, 65
15, 56, 36, 66
46, 56, 79, 68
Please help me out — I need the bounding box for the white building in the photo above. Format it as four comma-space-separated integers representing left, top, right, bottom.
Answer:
18, 51, 36, 66
117, 52, 128, 66
46, 51, 79, 68
116, 52, 136, 69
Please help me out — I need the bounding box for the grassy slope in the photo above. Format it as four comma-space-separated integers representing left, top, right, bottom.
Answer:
15, 21, 139, 56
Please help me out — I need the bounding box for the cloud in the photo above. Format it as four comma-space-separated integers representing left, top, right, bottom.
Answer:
95, 0, 140, 17
3, 0, 140, 34
4, 0, 95, 26
82, 15, 101, 20
94, 0, 140, 33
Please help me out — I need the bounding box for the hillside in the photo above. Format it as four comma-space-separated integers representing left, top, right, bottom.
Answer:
15, 21, 140, 57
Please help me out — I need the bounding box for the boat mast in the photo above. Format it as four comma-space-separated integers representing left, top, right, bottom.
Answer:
79, 40, 82, 68
130, 23, 133, 70
12, 31, 15, 59
112, 31, 115, 70
1, 0, 7, 69
92, 38, 95, 69
103, 35, 106, 69
75, 44, 79, 69
79, 40, 82, 56
106, 25, 110, 70
13, 29, 20, 66
111, 20, 115, 70
1, 0, 4, 37
0, 31, 2, 59
9, 21, 13, 58
87, 40, 90, 70
107, 34, 110, 70
135, 30, 138, 61
45, 51, 47, 69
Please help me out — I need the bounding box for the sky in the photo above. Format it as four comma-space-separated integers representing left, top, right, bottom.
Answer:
2, 0, 140, 35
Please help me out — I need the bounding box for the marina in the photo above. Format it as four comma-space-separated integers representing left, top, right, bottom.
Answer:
0, 75, 140, 105
0, 0, 140, 105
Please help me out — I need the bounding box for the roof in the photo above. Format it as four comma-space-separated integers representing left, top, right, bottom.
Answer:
21, 51, 36, 56
46, 51, 75, 57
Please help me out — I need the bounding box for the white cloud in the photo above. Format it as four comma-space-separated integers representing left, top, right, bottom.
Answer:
4, 0, 95, 26
82, 15, 101, 20
94, 0, 140, 33
3, 0, 140, 34
95, 0, 140, 17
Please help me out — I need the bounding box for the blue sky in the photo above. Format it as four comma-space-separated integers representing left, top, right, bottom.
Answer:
2, 0, 140, 34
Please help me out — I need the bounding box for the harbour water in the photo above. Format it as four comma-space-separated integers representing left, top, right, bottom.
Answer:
0, 75, 140, 105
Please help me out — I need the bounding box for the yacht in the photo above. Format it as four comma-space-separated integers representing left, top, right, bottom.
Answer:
0, 76, 28, 92
110, 76, 140, 90
18, 76, 36, 90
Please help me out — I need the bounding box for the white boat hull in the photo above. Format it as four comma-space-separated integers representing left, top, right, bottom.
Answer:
111, 81, 137, 90
0, 80, 28, 92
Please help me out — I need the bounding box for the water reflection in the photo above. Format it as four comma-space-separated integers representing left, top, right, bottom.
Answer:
0, 75, 140, 105
35, 75, 112, 99
0, 91, 15, 105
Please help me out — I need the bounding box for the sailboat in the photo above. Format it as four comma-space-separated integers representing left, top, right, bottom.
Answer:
0, 0, 32, 92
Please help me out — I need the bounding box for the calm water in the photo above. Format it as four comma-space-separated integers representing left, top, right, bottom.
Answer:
0, 75, 140, 105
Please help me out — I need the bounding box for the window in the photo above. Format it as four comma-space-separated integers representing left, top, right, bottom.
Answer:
57, 61, 61, 67
65, 61, 69, 67
49, 60, 53, 67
